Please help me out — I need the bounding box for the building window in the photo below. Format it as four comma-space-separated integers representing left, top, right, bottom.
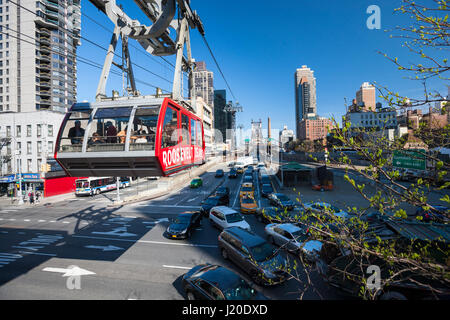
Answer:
16, 125, 21, 137
27, 141, 32, 154
37, 141, 42, 154
27, 125, 32, 137
48, 141, 54, 153
27, 159, 32, 173
37, 124, 42, 137
48, 125, 53, 137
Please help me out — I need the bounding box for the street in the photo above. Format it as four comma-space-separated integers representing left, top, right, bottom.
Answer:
0, 162, 349, 300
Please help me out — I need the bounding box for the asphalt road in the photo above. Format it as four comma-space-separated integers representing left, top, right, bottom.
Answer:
0, 162, 344, 300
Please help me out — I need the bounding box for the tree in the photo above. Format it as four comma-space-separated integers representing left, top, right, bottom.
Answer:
274, 0, 450, 300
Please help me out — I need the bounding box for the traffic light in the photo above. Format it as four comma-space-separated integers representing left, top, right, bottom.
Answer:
46, 164, 51, 172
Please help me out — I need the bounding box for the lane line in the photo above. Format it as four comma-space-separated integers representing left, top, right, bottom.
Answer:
162, 265, 192, 270
72, 235, 217, 248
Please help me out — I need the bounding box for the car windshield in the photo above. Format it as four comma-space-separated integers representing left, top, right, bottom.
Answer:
242, 187, 252, 192
174, 215, 191, 224
242, 198, 255, 204
249, 242, 277, 262
291, 230, 308, 242
278, 195, 290, 201
262, 185, 272, 190
222, 279, 257, 300
226, 213, 244, 223
204, 198, 219, 205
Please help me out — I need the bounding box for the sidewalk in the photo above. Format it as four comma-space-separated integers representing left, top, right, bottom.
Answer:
0, 192, 76, 210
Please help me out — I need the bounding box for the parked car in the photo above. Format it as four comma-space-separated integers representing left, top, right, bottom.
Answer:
236, 167, 244, 174
317, 248, 450, 300
415, 205, 449, 223
268, 193, 295, 211
201, 196, 228, 217
190, 178, 203, 188
218, 227, 289, 286
247, 166, 254, 173
228, 161, 236, 168
229, 168, 238, 179
256, 163, 265, 171
165, 211, 202, 239
260, 183, 274, 197
303, 202, 349, 220
209, 206, 251, 231
240, 195, 258, 214
182, 264, 268, 300
264, 223, 322, 261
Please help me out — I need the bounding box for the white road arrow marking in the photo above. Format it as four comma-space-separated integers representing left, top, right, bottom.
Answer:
92, 227, 137, 237
84, 245, 124, 252
43, 266, 96, 277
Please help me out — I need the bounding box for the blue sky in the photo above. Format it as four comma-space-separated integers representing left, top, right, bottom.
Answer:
76, 0, 448, 136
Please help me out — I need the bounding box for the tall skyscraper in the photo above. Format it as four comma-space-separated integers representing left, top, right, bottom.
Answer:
193, 61, 214, 108
0, 0, 81, 182
0, 0, 81, 113
213, 89, 227, 142
295, 65, 317, 138
356, 82, 376, 111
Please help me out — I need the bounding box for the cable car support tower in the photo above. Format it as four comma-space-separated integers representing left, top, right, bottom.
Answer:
89, 0, 204, 111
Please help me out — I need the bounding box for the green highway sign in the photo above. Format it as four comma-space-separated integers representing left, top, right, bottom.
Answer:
393, 149, 426, 170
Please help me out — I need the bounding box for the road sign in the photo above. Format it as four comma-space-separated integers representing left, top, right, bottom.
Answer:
393, 149, 426, 170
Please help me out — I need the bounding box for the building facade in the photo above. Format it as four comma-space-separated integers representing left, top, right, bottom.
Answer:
213, 89, 228, 143
195, 96, 213, 155
0, 110, 64, 179
356, 82, 376, 112
279, 125, 294, 150
0, 0, 81, 113
294, 65, 317, 138
193, 61, 214, 108
298, 117, 333, 141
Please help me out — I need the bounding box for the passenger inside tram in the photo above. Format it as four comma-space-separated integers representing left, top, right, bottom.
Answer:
105, 121, 118, 143
68, 120, 85, 145
89, 132, 105, 144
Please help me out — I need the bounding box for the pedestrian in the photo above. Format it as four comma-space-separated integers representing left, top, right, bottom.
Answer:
29, 191, 35, 205
36, 191, 41, 204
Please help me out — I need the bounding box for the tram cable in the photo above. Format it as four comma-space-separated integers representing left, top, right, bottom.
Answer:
0, 28, 172, 94
8, 0, 176, 88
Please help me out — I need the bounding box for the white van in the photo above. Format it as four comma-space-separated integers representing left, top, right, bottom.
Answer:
209, 206, 251, 231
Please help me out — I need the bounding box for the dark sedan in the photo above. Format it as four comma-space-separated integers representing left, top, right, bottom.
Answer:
268, 193, 295, 210
215, 169, 225, 178
415, 205, 449, 223
200, 196, 227, 216
260, 184, 274, 197
165, 211, 202, 239
182, 264, 268, 300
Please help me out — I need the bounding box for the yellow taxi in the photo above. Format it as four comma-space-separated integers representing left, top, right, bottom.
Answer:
240, 195, 258, 214
239, 182, 254, 198
236, 167, 244, 174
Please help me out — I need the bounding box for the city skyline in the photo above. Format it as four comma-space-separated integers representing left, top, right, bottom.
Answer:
73, 0, 448, 134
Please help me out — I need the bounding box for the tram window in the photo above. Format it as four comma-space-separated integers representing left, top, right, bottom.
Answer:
161, 106, 178, 149
181, 114, 189, 145
197, 120, 203, 147
58, 111, 90, 153
190, 118, 196, 145
87, 107, 132, 152
129, 106, 159, 151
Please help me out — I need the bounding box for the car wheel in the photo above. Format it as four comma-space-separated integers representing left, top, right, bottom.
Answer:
95, 189, 100, 195
379, 291, 407, 300
221, 248, 229, 260
186, 291, 196, 300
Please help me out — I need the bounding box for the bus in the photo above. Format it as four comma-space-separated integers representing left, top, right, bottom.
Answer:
75, 177, 130, 196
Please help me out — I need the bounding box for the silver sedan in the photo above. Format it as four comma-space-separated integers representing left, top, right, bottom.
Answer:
264, 223, 322, 261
